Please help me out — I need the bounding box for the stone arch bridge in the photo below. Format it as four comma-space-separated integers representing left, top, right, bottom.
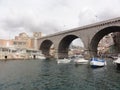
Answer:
37, 17, 120, 59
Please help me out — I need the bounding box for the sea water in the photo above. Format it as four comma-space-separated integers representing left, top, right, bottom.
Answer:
0, 59, 119, 90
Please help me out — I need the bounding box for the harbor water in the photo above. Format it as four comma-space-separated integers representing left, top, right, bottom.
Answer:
0, 59, 120, 90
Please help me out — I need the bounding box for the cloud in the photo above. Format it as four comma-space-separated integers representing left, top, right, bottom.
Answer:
72, 38, 84, 47
0, 0, 120, 40
0, 16, 61, 38
98, 9, 120, 21
78, 7, 99, 26
78, 0, 120, 26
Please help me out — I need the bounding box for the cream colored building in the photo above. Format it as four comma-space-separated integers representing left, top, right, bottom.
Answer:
0, 32, 42, 59
0, 32, 42, 49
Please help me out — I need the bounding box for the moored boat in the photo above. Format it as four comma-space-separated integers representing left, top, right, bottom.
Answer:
74, 58, 88, 64
57, 58, 71, 64
90, 57, 107, 68
35, 55, 46, 59
113, 56, 120, 69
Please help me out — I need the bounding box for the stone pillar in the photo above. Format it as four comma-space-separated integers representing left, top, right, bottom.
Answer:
54, 49, 58, 59
113, 32, 120, 53
34, 38, 38, 50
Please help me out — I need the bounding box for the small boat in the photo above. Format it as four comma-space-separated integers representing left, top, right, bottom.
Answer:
57, 58, 71, 64
74, 56, 88, 64
74, 58, 88, 64
90, 57, 107, 68
37, 55, 46, 59
113, 56, 120, 69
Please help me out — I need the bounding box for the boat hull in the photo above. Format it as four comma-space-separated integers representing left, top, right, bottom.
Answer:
57, 58, 71, 64
113, 57, 120, 69
90, 58, 106, 68
74, 59, 88, 64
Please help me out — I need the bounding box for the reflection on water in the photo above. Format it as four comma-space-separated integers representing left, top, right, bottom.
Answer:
0, 59, 120, 90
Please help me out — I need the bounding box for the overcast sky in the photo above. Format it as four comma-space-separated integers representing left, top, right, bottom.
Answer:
0, 0, 120, 46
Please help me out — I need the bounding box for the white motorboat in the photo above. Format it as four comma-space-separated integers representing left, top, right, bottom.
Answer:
74, 58, 88, 64
113, 57, 120, 68
57, 58, 71, 64
90, 57, 107, 68
36, 55, 46, 59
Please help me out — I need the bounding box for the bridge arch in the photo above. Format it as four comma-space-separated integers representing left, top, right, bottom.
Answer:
40, 39, 53, 58
58, 34, 84, 59
90, 26, 120, 56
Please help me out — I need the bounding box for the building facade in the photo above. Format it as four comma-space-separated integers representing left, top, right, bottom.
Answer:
0, 32, 42, 49
0, 32, 42, 59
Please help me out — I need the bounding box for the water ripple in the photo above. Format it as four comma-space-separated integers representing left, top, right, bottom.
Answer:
0, 59, 119, 90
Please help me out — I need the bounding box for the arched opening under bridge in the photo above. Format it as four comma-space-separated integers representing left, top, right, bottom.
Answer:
58, 35, 84, 59
40, 40, 54, 58
90, 26, 120, 57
